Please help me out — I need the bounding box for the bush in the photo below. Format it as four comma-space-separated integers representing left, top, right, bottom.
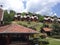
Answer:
32, 38, 40, 45
4, 21, 11, 25
23, 25, 27, 27
41, 41, 49, 44
39, 40, 49, 45
37, 15, 44, 22
51, 23, 60, 36
29, 27, 36, 30
40, 34, 47, 39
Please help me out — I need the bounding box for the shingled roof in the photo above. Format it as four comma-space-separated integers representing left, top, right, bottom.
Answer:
43, 27, 52, 32
0, 8, 3, 21
0, 23, 39, 34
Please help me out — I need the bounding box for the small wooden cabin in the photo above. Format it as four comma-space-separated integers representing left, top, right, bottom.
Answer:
41, 27, 52, 36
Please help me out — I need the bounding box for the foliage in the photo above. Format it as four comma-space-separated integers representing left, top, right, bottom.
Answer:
51, 23, 60, 35
9, 10, 16, 21
17, 21, 43, 32
37, 15, 44, 22
29, 36, 49, 45
3, 10, 10, 22
40, 35, 47, 39
21, 12, 26, 16
29, 27, 36, 30
28, 12, 33, 16
3, 10, 15, 24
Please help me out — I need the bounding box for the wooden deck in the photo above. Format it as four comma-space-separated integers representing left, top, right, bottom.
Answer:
9, 41, 30, 45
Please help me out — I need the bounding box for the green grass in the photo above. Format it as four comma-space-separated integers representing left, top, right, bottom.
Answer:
47, 38, 60, 45
16, 21, 43, 31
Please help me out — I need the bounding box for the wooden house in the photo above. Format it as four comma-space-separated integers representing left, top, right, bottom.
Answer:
50, 17, 54, 22
17, 13, 21, 21
57, 18, 60, 23
14, 13, 38, 22
26, 14, 30, 21
40, 27, 52, 36
30, 14, 38, 22
14, 13, 21, 21
30, 16, 34, 21
34, 16, 38, 21
0, 23, 39, 45
14, 14, 18, 21
23, 15, 27, 21
44, 16, 52, 23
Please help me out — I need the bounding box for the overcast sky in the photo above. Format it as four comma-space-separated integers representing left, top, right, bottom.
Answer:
0, 0, 60, 17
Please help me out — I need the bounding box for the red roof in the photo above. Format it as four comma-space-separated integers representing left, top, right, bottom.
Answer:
43, 27, 52, 32
0, 24, 39, 34
0, 8, 3, 21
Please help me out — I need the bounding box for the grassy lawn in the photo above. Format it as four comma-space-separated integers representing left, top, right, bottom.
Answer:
47, 38, 60, 45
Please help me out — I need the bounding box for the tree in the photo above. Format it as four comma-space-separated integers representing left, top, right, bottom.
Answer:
3, 10, 16, 25
21, 12, 26, 16
28, 12, 33, 16
37, 15, 44, 22
51, 15, 60, 35
3, 10, 11, 24
52, 23, 60, 35
9, 10, 16, 21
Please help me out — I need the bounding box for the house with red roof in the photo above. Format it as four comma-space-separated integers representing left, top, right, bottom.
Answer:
40, 25, 52, 36
0, 23, 39, 45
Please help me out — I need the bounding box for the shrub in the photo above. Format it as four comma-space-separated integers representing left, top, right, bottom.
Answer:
40, 35, 47, 39
40, 40, 49, 45
51, 23, 60, 36
29, 27, 36, 30
3, 10, 15, 25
